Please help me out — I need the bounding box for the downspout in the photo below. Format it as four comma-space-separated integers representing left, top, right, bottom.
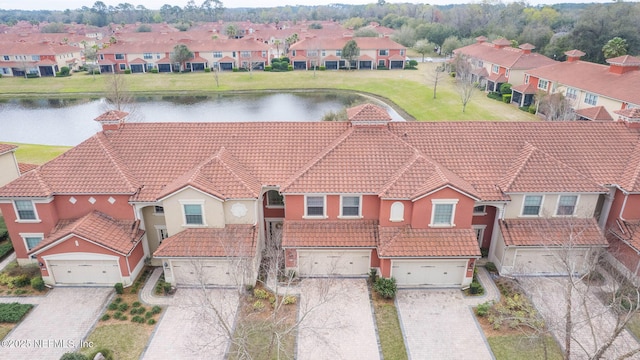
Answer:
598, 187, 616, 229
619, 192, 629, 222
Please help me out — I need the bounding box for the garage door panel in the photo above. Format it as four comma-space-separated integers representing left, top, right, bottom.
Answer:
298, 250, 370, 276
513, 249, 588, 275
172, 260, 236, 286
49, 259, 120, 285
392, 260, 466, 286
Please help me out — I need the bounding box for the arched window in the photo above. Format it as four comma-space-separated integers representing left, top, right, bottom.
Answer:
390, 202, 404, 222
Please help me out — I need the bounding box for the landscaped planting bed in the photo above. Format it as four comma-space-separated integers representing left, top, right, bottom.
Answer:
371, 289, 408, 360
475, 277, 563, 360
0, 302, 33, 323
0, 262, 47, 296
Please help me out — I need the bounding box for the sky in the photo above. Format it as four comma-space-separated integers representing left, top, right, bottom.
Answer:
0, 0, 623, 11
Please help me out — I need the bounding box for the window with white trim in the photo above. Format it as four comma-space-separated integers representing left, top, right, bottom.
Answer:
14, 200, 38, 221
492, 64, 499, 73
158, 228, 168, 243
473, 205, 486, 215
305, 196, 325, 217
21, 233, 44, 250
525, 74, 530, 84
115, 53, 124, 60
430, 199, 458, 227
241, 51, 251, 58
213, 51, 222, 58
390, 202, 404, 222
522, 195, 543, 216
341, 196, 361, 217
266, 190, 284, 207
119, 63, 126, 70
584, 92, 598, 106
379, 49, 389, 56
538, 79, 548, 90
182, 202, 204, 225
566, 87, 577, 100
143, 53, 153, 59
336, 50, 342, 56
154, 206, 164, 214
556, 195, 578, 216
473, 225, 486, 246
505, 69, 510, 77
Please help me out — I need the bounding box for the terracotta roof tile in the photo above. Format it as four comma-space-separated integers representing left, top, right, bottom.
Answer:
455, 41, 556, 70
498, 142, 605, 193
511, 82, 537, 94
614, 108, 640, 120
18, 163, 37, 174
0, 143, 17, 155
609, 221, 640, 252
346, 103, 392, 122
575, 106, 613, 121
606, 55, 640, 66
95, 110, 128, 122
154, 225, 257, 257
378, 226, 481, 257
499, 218, 607, 247
282, 220, 378, 248
30, 211, 144, 255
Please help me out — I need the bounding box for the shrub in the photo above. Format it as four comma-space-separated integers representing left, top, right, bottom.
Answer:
14, 289, 27, 295
449, 72, 456, 77
151, 305, 162, 314
118, 302, 129, 312
519, 106, 530, 112
147, 318, 156, 325
150, 68, 158, 74
485, 262, 498, 273
470, 281, 482, 294
500, 83, 512, 95
264, 65, 272, 71
60, 67, 70, 76
0, 302, 33, 322
60, 353, 89, 360
373, 277, 397, 299
369, 268, 378, 283
30, 277, 45, 291
88, 348, 113, 360
253, 300, 265, 312
283, 295, 297, 305
114, 282, 123, 294
132, 301, 141, 308
245, 284, 254, 292
287, 65, 293, 71
113, 311, 123, 320
108, 302, 118, 311
476, 301, 492, 317
487, 92, 502, 101
528, 106, 536, 114
26, 73, 39, 78
101, 314, 111, 321
145, 311, 153, 319
124, 69, 131, 74
131, 315, 145, 323
232, 68, 239, 72
319, 66, 326, 71
377, 66, 389, 70
11, 274, 30, 288
502, 94, 512, 103
204, 68, 211, 73
253, 288, 269, 299
120, 315, 128, 321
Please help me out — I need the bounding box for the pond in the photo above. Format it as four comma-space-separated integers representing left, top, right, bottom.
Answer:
0, 92, 404, 146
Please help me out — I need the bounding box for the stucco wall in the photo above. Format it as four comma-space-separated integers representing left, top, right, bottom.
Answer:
141, 206, 166, 254
0, 151, 20, 188
54, 195, 135, 220
223, 200, 257, 224
503, 193, 599, 219
162, 187, 225, 235
410, 187, 475, 229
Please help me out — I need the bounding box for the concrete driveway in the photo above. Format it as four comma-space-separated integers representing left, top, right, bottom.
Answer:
0, 287, 112, 360
141, 288, 239, 360
297, 278, 380, 360
396, 268, 498, 360
519, 276, 640, 359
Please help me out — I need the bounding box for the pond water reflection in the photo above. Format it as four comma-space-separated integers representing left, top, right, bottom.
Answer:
0, 92, 403, 146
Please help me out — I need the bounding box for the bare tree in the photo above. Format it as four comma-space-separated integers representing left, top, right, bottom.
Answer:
514, 216, 640, 360
102, 73, 141, 121
212, 66, 220, 88
452, 54, 476, 112
536, 92, 575, 121
429, 63, 444, 99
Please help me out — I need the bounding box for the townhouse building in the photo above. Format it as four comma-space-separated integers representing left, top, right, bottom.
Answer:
0, 40, 83, 77
515, 50, 640, 120
453, 36, 557, 92
2, 105, 640, 288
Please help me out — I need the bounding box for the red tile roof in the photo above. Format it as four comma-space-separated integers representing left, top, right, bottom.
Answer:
282, 220, 377, 248
606, 55, 640, 66
154, 225, 257, 257
609, 220, 640, 253
498, 142, 605, 193
499, 218, 607, 247
511, 82, 537, 94
378, 226, 481, 257
95, 110, 128, 123
575, 106, 613, 121
30, 211, 144, 255
346, 103, 391, 122
18, 163, 37, 174
0, 143, 17, 155
526, 60, 640, 106
454, 41, 556, 70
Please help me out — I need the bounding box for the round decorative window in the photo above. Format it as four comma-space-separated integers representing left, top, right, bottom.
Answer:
231, 203, 248, 217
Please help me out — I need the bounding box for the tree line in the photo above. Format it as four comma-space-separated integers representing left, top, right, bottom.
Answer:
1, 1, 638, 64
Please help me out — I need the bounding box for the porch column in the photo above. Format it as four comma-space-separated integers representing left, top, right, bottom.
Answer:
487, 203, 506, 264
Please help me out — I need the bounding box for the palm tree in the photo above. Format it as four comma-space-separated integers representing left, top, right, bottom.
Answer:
602, 37, 628, 59
171, 44, 194, 72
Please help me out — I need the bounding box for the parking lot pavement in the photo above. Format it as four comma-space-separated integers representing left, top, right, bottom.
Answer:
396, 288, 494, 360
519, 277, 640, 359
1, 287, 112, 360
141, 288, 239, 360
297, 278, 380, 360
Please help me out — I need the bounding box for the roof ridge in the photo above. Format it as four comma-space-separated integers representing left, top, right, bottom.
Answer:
94, 133, 139, 193
212, 147, 260, 198
281, 126, 354, 191
378, 150, 422, 196
499, 141, 537, 192
619, 140, 640, 191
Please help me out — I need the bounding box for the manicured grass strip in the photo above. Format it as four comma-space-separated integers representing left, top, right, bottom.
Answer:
0, 216, 7, 235
79, 323, 151, 360
0, 241, 13, 259
373, 298, 408, 360
6, 142, 71, 165
488, 334, 563, 360
0, 302, 33, 323
0, 324, 12, 339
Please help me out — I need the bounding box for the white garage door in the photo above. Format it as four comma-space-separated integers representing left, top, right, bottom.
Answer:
392, 259, 467, 286
513, 249, 588, 275
298, 249, 371, 276
49, 259, 121, 285
171, 260, 237, 286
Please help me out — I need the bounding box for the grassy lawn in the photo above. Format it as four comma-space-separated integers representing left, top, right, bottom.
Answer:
5, 142, 70, 165
79, 323, 153, 360
488, 334, 563, 360
0, 64, 537, 122
627, 313, 640, 339
0, 215, 6, 234
0, 323, 12, 339
372, 292, 408, 360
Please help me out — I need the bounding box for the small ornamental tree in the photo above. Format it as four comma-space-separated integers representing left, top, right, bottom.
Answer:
341, 39, 360, 70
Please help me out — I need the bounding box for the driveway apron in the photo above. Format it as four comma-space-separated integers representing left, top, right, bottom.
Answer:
396, 287, 494, 360
141, 288, 239, 360
1, 287, 112, 360
297, 278, 380, 360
